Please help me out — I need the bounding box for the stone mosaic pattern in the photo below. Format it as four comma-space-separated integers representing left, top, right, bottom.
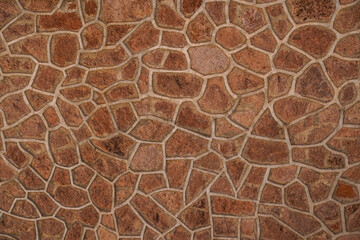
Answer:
0, 0, 359, 239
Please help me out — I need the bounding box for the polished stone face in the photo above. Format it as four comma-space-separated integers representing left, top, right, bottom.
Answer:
0, 0, 359, 239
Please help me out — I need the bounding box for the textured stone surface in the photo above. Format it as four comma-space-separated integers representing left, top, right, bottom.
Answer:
0, 1, 356, 238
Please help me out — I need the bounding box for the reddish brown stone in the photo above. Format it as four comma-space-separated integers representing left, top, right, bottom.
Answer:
308, 231, 332, 240
115, 172, 138, 205
181, 0, 203, 17
155, 0, 184, 29
333, 180, 359, 203
100, 0, 152, 22
3, 13, 35, 42
0, 0, 21, 30
43, 107, 60, 128
260, 184, 282, 203
345, 203, 360, 231
179, 194, 210, 230
166, 159, 190, 189
298, 168, 337, 203
152, 190, 184, 215
4, 142, 30, 169
51, 33, 79, 67
25, 90, 53, 111
139, 174, 166, 193
54, 185, 89, 208
3, 115, 46, 140
131, 194, 176, 233
37, 8, 82, 32
125, 21, 160, 54
288, 104, 340, 145
57, 98, 83, 127
115, 204, 143, 236
289, 25, 336, 58
211, 173, 235, 197
215, 118, 243, 138
130, 119, 173, 142
188, 45, 230, 75
211, 196, 255, 216
0, 181, 25, 211
28, 192, 58, 216
89, 176, 113, 212
0, 93, 30, 125
144, 227, 158, 240
259, 205, 321, 235
130, 144, 163, 172
229, 1, 267, 33
80, 45, 129, 67
227, 67, 264, 95
241, 218, 257, 240
343, 164, 360, 183
242, 138, 289, 164
296, 63, 335, 102
216, 27, 246, 50
63, 67, 86, 86
267, 73, 293, 102
230, 92, 265, 128
324, 56, 359, 87
176, 101, 212, 136
333, 2, 360, 33
11, 200, 39, 219
339, 83, 358, 106
185, 169, 215, 203
206, 1, 226, 25
165, 225, 191, 240
238, 166, 266, 200
18, 167, 45, 190
81, 23, 104, 49
194, 153, 223, 173
327, 127, 360, 163
285, 182, 309, 211
91, 133, 136, 159
265, 4, 293, 39
72, 165, 94, 189
142, 49, 187, 70
252, 109, 285, 139
60, 86, 91, 102
335, 33, 360, 58
286, 0, 336, 23
33, 65, 64, 93
250, 29, 277, 52
97, 226, 116, 240
259, 216, 302, 240
106, 24, 135, 45
293, 146, 345, 169
273, 44, 310, 72
0, 214, 36, 240
153, 72, 203, 98
233, 47, 271, 74
161, 31, 187, 48
80, 0, 98, 22
38, 218, 65, 239
213, 217, 238, 237
0, 76, 30, 98
133, 97, 177, 121
110, 103, 136, 132
226, 158, 249, 188
314, 201, 342, 233
0, 157, 16, 181
268, 165, 297, 185
9, 35, 49, 62
87, 107, 116, 137
211, 136, 245, 159
274, 96, 323, 125
137, 67, 149, 94
0, 54, 35, 74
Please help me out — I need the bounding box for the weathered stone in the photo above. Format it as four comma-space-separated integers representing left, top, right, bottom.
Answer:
0, 54, 35, 74
211, 196, 255, 216
285, 182, 309, 211
0, 181, 25, 211
3, 13, 35, 42
185, 169, 215, 203
250, 29, 277, 52
273, 44, 310, 72
265, 4, 293, 39
142, 49, 187, 70
233, 47, 271, 74
179, 194, 210, 230
227, 67, 264, 95
89, 176, 113, 212
226, 158, 249, 188
114, 172, 138, 205
181, 0, 203, 17
0, 0, 21, 30
161, 31, 187, 48
43, 107, 60, 128
106, 24, 135, 45
0, 94, 30, 125
91, 133, 136, 159
125, 21, 160, 54
9, 35, 49, 62
216, 27, 246, 50
260, 184, 282, 203
152, 190, 184, 215
51, 33, 79, 67
238, 166, 266, 200
194, 153, 223, 173
18, 167, 45, 190
28, 192, 58, 216
333, 2, 360, 33
259, 216, 301, 240
252, 109, 285, 139
38, 219, 65, 240
0, 76, 30, 98
130, 144, 163, 172
133, 97, 177, 121
314, 201, 342, 233
345, 203, 360, 231
286, 0, 336, 23
63, 67, 86, 86
80, 45, 128, 67
335, 33, 360, 58
215, 118, 243, 138
211, 136, 245, 159
153, 72, 203, 98
188, 45, 230, 75
0, 214, 36, 240
342, 164, 360, 183
324, 56, 359, 87
166, 159, 190, 189
206, 1, 226, 25
229, 1, 267, 33
130, 119, 173, 142
210, 173, 235, 196
230, 92, 265, 128
115, 205, 143, 236
11, 200, 39, 219
81, 23, 104, 49
87, 107, 116, 137
155, 0, 185, 29
339, 83, 358, 106
72, 165, 94, 189
165, 225, 191, 240
57, 98, 83, 127
327, 128, 360, 163
267, 73, 293, 101
100, 0, 152, 22
296, 63, 335, 102
213, 217, 239, 238
269, 165, 297, 185
288, 104, 340, 145
80, 0, 99, 22
25, 90, 53, 111
333, 180, 359, 203
3, 115, 46, 140
289, 25, 336, 58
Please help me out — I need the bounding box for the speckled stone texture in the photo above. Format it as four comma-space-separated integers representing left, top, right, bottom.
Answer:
0, 0, 359, 239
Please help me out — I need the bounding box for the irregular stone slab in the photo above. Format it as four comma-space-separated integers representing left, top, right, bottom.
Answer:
166, 130, 208, 157
334, 2, 360, 33
232, 47, 271, 74
100, 0, 152, 22
273, 44, 310, 72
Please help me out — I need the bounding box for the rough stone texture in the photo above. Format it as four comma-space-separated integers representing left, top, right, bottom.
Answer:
0, 1, 357, 238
